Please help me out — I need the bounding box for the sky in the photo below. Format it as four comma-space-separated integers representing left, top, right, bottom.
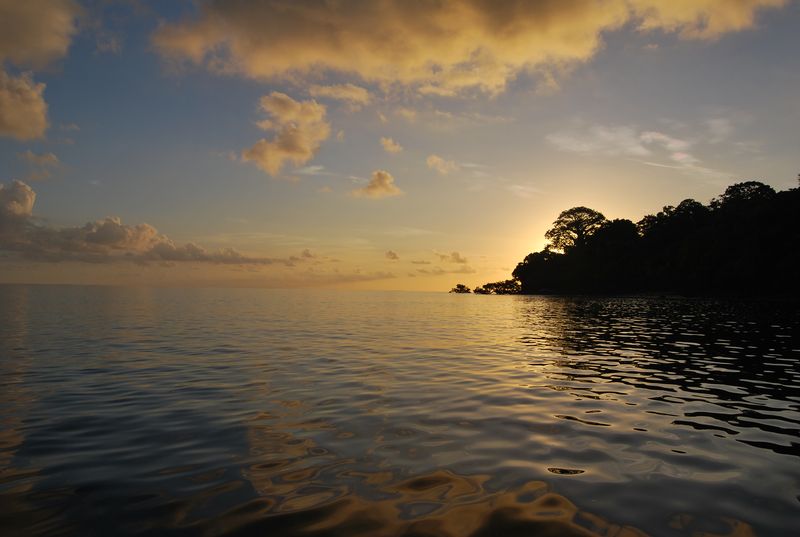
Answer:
1, 0, 798, 291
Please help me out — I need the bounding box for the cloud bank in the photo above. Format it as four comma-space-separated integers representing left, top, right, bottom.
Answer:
153, 0, 785, 95
0, 180, 309, 265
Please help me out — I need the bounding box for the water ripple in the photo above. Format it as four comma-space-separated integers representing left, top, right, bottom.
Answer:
1, 286, 798, 536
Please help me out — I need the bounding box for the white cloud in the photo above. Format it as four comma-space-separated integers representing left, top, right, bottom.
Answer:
507, 184, 541, 198
640, 131, 690, 152
547, 125, 651, 157
351, 170, 403, 199
549, 121, 733, 178
241, 92, 331, 176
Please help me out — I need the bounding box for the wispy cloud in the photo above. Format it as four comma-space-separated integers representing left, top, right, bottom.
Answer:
547, 120, 734, 178
17, 150, 61, 181
416, 265, 476, 275
427, 155, 460, 175
547, 125, 651, 157
309, 83, 371, 109
436, 251, 468, 264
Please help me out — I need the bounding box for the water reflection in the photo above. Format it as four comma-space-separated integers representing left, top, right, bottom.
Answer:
0, 287, 798, 536
513, 297, 800, 457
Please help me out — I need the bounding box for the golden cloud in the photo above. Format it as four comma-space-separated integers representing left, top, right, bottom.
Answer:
309, 83, 371, 107
427, 154, 459, 175
0, 0, 80, 68
351, 170, 403, 199
152, 0, 785, 95
0, 71, 48, 140
241, 92, 331, 176
0, 0, 81, 140
634, 0, 786, 39
0, 180, 35, 220
380, 136, 403, 154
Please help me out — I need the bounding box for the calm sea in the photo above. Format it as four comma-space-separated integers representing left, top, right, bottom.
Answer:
1, 285, 798, 536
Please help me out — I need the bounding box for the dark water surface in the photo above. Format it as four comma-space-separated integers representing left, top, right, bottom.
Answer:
1, 285, 799, 536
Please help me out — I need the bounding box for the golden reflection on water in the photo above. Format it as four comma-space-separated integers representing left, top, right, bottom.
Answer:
235, 406, 766, 537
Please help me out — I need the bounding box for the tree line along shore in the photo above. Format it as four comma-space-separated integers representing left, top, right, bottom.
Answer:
451, 180, 799, 297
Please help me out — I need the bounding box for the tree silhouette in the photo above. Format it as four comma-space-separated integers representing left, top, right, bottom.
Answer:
449, 284, 471, 294
545, 207, 607, 252
497, 179, 799, 297
711, 181, 775, 209
477, 279, 521, 294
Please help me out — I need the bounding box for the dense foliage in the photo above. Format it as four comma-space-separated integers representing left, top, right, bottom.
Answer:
449, 284, 471, 294
460, 180, 799, 297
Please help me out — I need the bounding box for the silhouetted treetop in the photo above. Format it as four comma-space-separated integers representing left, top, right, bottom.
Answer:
449, 284, 471, 294
711, 181, 775, 209
545, 206, 607, 252
479, 279, 521, 295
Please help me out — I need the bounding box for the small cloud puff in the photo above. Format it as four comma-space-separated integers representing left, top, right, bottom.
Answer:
0, 180, 36, 220
427, 154, 459, 175
437, 251, 468, 264
241, 92, 331, 176
351, 170, 403, 199
385, 250, 399, 260
380, 137, 403, 154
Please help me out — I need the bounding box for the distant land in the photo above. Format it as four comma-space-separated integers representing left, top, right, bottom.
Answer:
453, 179, 800, 297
